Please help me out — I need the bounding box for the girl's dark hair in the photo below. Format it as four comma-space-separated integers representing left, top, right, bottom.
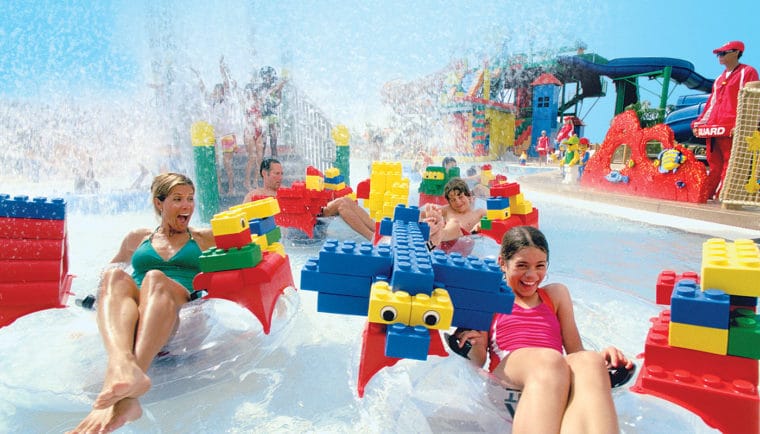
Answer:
500, 226, 549, 262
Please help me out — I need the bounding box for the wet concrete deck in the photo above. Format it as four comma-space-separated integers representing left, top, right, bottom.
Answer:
517, 168, 760, 234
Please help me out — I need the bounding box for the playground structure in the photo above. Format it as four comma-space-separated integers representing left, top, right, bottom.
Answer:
580, 110, 709, 203
203, 78, 340, 212
437, 46, 716, 163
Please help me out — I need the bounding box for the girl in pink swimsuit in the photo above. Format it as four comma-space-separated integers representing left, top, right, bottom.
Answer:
455, 226, 633, 434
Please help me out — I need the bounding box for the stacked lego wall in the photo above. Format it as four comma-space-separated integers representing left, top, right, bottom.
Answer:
0, 195, 72, 327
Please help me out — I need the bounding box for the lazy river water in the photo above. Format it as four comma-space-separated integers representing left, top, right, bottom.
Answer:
1, 161, 757, 433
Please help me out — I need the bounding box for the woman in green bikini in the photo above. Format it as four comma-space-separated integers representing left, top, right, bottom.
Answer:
68, 173, 215, 434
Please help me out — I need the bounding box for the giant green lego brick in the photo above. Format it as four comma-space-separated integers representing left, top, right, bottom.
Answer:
728, 309, 760, 359
199, 244, 262, 272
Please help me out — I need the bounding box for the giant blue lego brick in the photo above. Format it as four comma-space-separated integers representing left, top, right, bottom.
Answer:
385, 323, 430, 360
430, 251, 503, 292
317, 239, 393, 278
392, 204, 421, 224
451, 306, 494, 331
324, 174, 344, 184
390, 247, 435, 295
316, 292, 369, 316
418, 221, 430, 241
249, 216, 276, 235
486, 197, 510, 210
670, 279, 730, 329
0, 194, 66, 220
390, 221, 430, 254
379, 217, 394, 236
301, 257, 373, 296
444, 281, 514, 314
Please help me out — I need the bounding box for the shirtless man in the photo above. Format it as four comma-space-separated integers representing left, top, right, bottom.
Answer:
243, 159, 376, 241
243, 158, 283, 200
422, 177, 486, 248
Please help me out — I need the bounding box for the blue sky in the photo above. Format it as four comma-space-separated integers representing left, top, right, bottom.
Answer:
1, 0, 757, 142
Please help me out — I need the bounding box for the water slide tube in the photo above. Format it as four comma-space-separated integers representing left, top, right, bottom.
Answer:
556, 56, 713, 143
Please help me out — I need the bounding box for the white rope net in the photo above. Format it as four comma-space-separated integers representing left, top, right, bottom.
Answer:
720, 81, 760, 206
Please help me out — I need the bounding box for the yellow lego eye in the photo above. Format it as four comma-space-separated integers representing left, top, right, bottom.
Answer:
421, 310, 440, 326
380, 306, 398, 322
240, 217, 247, 229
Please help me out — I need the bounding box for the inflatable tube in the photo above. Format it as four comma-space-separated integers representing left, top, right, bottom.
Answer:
437, 233, 500, 258
0, 287, 300, 412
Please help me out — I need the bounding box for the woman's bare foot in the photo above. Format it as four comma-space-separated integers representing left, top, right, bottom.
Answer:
93, 357, 151, 409
67, 398, 143, 434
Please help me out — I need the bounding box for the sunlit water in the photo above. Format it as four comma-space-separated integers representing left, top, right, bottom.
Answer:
2, 161, 758, 433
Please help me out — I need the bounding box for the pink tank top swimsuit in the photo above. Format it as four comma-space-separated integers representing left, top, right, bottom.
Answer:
488, 287, 563, 372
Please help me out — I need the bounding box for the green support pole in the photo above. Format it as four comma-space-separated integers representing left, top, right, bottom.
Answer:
659, 66, 672, 124
191, 121, 220, 223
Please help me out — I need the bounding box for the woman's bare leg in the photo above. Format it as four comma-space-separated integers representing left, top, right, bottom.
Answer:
91, 269, 151, 409
73, 270, 188, 433
132, 270, 189, 370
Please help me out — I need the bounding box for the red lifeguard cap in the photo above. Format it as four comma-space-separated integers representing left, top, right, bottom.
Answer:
713, 41, 744, 53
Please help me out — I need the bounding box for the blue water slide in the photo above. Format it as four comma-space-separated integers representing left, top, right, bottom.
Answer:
664, 94, 709, 143
557, 56, 714, 92
557, 56, 713, 143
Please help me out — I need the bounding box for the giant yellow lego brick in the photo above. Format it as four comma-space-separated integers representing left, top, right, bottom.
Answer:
701, 238, 760, 297
325, 167, 340, 178
410, 288, 453, 330
230, 197, 280, 219
509, 193, 533, 215
251, 233, 268, 250
487, 208, 510, 220
305, 175, 324, 191
266, 242, 286, 257
511, 200, 533, 215
391, 180, 410, 195
370, 174, 387, 192
324, 182, 346, 191
368, 281, 412, 325
210, 211, 249, 236
669, 321, 728, 355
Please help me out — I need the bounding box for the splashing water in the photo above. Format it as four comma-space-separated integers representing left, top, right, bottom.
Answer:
1, 2, 753, 432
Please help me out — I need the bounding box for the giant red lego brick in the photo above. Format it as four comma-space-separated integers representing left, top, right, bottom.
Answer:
0, 216, 65, 240
0, 260, 64, 282
658, 270, 701, 305
193, 251, 295, 334
0, 238, 66, 260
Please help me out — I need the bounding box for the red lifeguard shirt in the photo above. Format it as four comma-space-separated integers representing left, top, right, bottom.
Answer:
693, 63, 759, 137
